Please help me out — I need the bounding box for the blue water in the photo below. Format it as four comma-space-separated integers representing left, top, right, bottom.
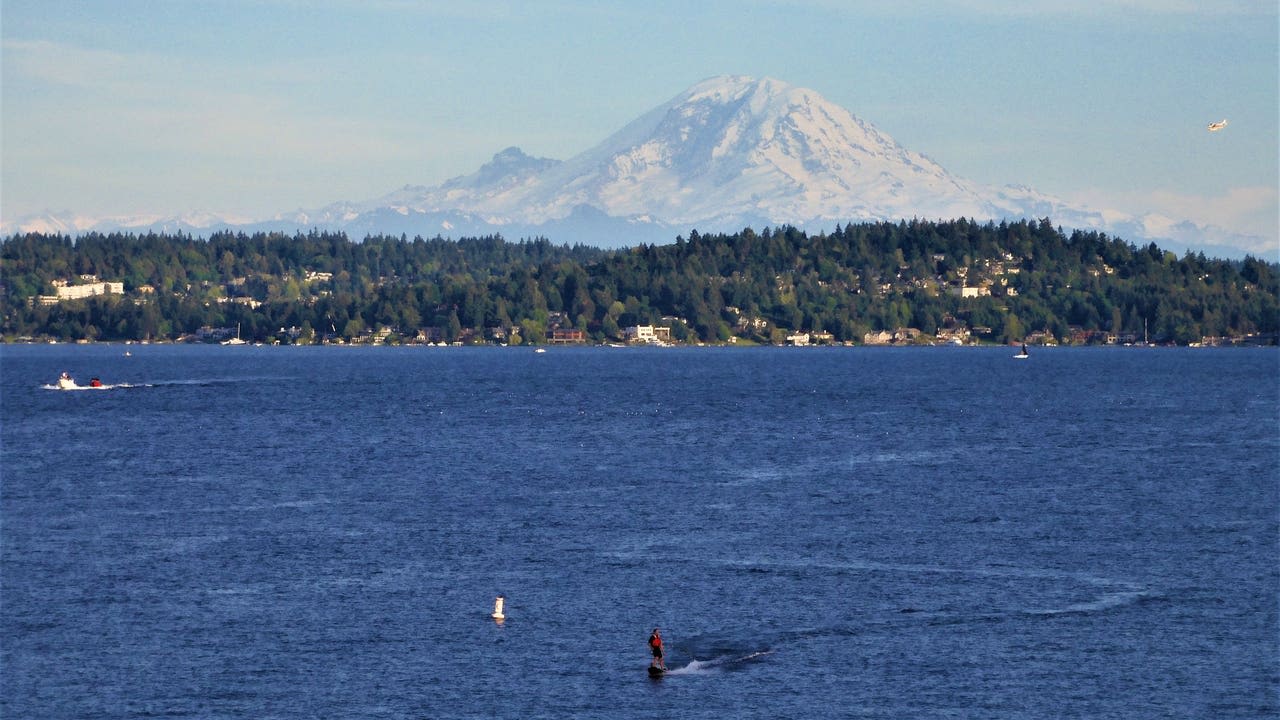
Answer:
2, 345, 1277, 719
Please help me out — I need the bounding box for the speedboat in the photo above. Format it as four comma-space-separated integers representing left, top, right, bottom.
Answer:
57, 372, 78, 389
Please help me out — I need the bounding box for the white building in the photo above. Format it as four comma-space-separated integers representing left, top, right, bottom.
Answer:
54, 281, 124, 300
948, 285, 990, 298
624, 325, 672, 344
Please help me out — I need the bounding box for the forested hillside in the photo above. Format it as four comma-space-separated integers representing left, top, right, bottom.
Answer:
2, 219, 1275, 345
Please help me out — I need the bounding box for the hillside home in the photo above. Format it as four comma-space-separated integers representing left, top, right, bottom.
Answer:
625, 325, 672, 344
550, 329, 586, 344
949, 285, 990, 298
56, 281, 124, 300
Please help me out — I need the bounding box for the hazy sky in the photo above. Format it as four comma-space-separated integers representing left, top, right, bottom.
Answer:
3, 1, 1276, 255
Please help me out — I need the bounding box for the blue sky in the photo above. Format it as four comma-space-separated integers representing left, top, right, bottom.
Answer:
3, 1, 1276, 256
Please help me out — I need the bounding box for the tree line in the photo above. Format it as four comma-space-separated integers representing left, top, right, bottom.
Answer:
2, 219, 1276, 345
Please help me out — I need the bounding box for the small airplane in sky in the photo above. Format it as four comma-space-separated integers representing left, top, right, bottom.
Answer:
1207, 119, 1228, 132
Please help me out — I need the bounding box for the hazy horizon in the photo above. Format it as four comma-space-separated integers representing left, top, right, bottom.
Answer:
2, 1, 1276, 258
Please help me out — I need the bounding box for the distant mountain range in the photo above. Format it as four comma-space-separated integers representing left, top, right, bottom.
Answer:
3, 75, 1264, 256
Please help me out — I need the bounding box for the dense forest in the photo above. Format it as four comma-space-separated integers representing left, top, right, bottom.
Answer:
2, 218, 1276, 346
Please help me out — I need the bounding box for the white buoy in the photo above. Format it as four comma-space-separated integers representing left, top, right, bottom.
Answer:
491, 595, 505, 621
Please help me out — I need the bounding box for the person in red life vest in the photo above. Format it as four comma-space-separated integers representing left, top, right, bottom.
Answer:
648, 627, 666, 670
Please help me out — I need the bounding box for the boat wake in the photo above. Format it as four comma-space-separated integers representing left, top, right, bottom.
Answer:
644, 553, 1162, 666
41, 382, 147, 391
1024, 589, 1153, 617
42, 378, 243, 391
666, 649, 774, 675
674, 584, 1159, 674
710, 555, 1158, 621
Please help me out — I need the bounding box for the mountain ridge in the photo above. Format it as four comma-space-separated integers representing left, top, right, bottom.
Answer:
2, 75, 1266, 258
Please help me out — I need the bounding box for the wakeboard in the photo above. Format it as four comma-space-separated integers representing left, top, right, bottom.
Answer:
647, 666, 665, 677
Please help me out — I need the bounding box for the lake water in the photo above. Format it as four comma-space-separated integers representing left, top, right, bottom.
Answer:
2, 344, 1277, 719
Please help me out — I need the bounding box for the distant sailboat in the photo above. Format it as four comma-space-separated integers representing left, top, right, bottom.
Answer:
1014, 343, 1029, 359
221, 323, 247, 345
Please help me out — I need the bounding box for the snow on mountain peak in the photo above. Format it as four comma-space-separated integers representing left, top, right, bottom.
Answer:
479, 74, 990, 227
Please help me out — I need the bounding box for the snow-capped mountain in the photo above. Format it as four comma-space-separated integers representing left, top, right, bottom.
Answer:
405, 75, 1022, 227
3, 209, 253, 237
279, 75, 1110, 242
304, 74, 1135, 244
2, 75, 1265, 256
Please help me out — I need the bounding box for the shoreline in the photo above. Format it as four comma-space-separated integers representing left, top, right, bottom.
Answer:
5, 338, 1275, 349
